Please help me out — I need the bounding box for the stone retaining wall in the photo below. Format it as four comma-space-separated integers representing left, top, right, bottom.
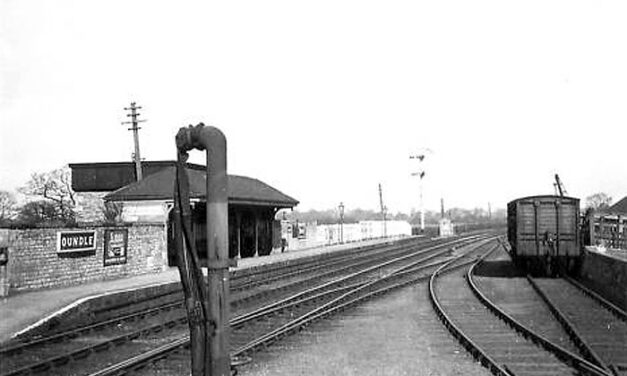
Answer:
578, 247, 627, 310
0, 224, 167, 295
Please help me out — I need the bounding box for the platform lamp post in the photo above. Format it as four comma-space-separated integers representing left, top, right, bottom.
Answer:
338, 202, 345, 244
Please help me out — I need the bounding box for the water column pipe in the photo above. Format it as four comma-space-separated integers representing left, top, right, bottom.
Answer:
176, 123, 231, 376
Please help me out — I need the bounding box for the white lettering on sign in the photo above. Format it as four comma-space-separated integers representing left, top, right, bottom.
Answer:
57, 231, 97, 253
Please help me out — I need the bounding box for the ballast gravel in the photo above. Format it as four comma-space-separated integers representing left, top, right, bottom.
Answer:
236, 283, 491, 376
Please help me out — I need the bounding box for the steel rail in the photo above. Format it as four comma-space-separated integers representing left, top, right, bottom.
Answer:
229, 236, 432, 290
525, 276, 611, 374
87, 236, 496, 376
0, 236, 451, 358
227, 237, 482, 338
87, 262, 447, 376
231, 237, 497, 356
1, 235, 482, 376
429, 242, 513, 376
231, 240, 455, 323
231, 234, 487, 325
467, 257, 610, 376
564, 276, 626, 322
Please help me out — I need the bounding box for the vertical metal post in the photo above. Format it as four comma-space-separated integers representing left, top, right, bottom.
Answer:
410, 152, 430, 233
588, 210, 595, 246
533, 200, 539, 257
176, 124, 231, 376
204, 129, 231, 376
555, 201, 560, 258
378, 184, 387, 237
254, 211, 259, 256
173, 153, 208, 376
618, 215, 623, 249
236, 212, 242, 258
420, 176, 426, 232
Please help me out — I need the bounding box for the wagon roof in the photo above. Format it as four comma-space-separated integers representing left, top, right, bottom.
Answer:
507, 195, 580, 205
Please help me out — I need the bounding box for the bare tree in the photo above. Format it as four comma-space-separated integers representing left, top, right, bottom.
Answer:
102, 201, 124, 224
19, 166, 76, 222
0, 190, 17, 225
585, 192, 612, 211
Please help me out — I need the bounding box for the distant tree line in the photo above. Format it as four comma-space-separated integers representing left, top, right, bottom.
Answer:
1, 165, 616, 228
278, 192, 616, 227
278, 206, 508, 226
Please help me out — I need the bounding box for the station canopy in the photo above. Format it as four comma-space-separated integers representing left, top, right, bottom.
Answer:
71, 161, 298, 208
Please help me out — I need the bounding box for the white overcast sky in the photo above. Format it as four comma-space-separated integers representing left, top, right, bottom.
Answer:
1, 0, 626, 213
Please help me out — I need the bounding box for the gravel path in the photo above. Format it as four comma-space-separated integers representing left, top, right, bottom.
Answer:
236, 283, 491, 376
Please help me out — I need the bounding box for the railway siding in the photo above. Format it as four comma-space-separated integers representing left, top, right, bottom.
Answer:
429, 241, 587, 376
435, 269, 575, 376
531, 278, 627, 371
472, 251, 580, 355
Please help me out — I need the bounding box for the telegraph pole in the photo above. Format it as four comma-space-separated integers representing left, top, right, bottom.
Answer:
378, 183, 387, 237
123, 102, 146, 181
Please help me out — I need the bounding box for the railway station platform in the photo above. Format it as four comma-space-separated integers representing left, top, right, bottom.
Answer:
578, 246, 627, 310
0, 237, 406, 344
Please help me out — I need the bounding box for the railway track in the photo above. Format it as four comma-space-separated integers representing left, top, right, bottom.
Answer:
91, 235, 500, 376
429, 241, 610, 376
29, 237, 427, 335
472, 247, 627, 376
88, 236, 495, 376
527, 276, 627, 375
0, 234, 490, 376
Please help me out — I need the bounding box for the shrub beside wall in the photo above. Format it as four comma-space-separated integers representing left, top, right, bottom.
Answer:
4, 223, 167, 293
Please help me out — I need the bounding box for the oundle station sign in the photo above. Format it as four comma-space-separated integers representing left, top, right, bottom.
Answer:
57, 230, 97, 253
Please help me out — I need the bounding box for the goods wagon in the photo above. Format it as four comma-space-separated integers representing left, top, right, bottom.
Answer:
507, 195, 580, 276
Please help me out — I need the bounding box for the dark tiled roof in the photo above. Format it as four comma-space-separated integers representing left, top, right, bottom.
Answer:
104, 166, 298, 208
608, 196, 627, 214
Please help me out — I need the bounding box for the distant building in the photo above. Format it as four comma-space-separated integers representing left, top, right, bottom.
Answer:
438, 218, 454, 237
280, 220, 412, 251
589, 195, 626, 250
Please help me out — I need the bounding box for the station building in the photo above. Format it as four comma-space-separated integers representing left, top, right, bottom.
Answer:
0, 162, 298, 295
590, 196, 627, 250
70, 161, 299, 262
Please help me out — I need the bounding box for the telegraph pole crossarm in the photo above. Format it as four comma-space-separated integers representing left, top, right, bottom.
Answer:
122, 102, 147, 181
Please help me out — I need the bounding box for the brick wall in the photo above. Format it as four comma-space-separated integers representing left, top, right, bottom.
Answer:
2, 224, 167, 293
